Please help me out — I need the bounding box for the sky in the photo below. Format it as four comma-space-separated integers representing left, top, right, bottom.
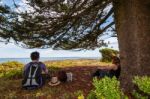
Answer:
0, 0, 119, 58
0, 37, 118, 58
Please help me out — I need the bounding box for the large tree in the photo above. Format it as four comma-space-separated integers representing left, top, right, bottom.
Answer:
0, 0, 19, 43
113, 0, 150, 92
1, 0, 115, 49
0, 0, 150, 92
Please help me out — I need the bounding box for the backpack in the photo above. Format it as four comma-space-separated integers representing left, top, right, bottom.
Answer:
22, 62, 42, 90
57, 71, 67, 82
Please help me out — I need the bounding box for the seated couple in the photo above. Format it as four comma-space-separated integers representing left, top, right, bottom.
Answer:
22, 51, 72, 90
92, 55, 121, 79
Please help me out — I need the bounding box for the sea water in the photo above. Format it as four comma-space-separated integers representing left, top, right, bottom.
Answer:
0, 57, 99, 64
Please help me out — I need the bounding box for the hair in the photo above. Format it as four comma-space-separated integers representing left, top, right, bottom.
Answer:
112, 56, 120, 65
111, 56, 121, 79
57, 71, 67, 82
30, 51, 40, 60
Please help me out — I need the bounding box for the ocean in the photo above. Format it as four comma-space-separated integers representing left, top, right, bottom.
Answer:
0, 57, 100, 64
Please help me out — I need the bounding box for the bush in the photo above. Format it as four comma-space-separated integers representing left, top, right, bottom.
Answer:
0, 61, 23, 79
78, 94, 84, 99
99, 48, 119, 62
132, 91, 148, 99
0, 61, 23, 68
132, 76, 150, 99
87, 90, 97, 99
88, 77, 127, 99
4, 70, 22, 79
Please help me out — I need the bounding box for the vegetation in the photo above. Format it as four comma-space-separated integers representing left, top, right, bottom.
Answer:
99, 48, 119, 62
0, 60, 110, 79
0, 61, 23, 79
132, 91, 149, 99
133, 76, 150, 94
86, 76, 150, 99
132, 76, 150, 99
0, 60, 109, 98
87, 77, 127, 99
45, 59, 111, 67
0, 0, 114, 49
1, 0, 150, 92
0, 61, 150, 98
76, 90, 85, 99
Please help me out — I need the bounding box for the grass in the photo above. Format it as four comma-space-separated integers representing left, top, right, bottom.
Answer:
0, 59, 111, 98
0, 78, 84, 98
1, 60, 149, 99
45, 59, 111, 67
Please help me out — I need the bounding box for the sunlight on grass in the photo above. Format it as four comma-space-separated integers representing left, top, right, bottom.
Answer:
45, 59, 111, 68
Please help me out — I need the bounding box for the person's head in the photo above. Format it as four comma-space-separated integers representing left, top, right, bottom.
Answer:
30, 51, 40, 61
112, 56, 120, 65
111, 53, 116, 58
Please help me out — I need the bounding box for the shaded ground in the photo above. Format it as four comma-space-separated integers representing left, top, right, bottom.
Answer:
0, 60, 112, 99
57, 66, 99, 97
0, 60, 141, 99
0, 65, 111, 99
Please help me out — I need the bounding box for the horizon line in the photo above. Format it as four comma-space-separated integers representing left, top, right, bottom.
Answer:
0, 56, 101, 59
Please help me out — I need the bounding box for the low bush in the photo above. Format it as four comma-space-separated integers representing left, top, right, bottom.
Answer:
47, 66, 61, 72
87, 77, 127, 99
99, 48, 119, 62
132, 91, 148, 99
87, 90, 96, 99
132, 76, 150, 99
0, 61, 23, 79
0, 61, 23, 68
4, 70, 22, 79
133, 76, 150, 94
78, 94, 84, 99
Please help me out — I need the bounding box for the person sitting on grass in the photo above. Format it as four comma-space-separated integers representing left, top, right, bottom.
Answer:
22, 51, 49, 90
92, 54, 121, 79
109, 55, 121, 79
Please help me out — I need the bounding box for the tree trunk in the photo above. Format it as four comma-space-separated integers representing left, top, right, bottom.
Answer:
113, 0, 150, 92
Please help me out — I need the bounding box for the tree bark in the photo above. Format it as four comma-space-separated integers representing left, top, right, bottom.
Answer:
113, 0, 150, 92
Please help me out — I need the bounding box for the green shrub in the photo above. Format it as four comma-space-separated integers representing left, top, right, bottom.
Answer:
132, 90, 148, 99
99, 48, 119, 62
77, 94, 84, 99
133, 76, 150, 94
0, 61, 23, 68
75, 90, 85, 99
88, 77, 127, 99
4, 70, 22, 79
47, 66, 61, 72
87, 90, 97, 99
0, 61, 23, 79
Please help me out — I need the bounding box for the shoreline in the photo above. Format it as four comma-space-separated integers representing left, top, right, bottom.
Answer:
0, 57, 101, 64
0, 59, 111, 67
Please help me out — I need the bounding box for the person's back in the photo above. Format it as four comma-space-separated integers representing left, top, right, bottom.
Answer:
22, 51, 48, 90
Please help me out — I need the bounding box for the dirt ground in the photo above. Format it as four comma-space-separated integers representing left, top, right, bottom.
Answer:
0, 65, 135, 99
46, 66, 111, 99
1, 66, 107, 99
